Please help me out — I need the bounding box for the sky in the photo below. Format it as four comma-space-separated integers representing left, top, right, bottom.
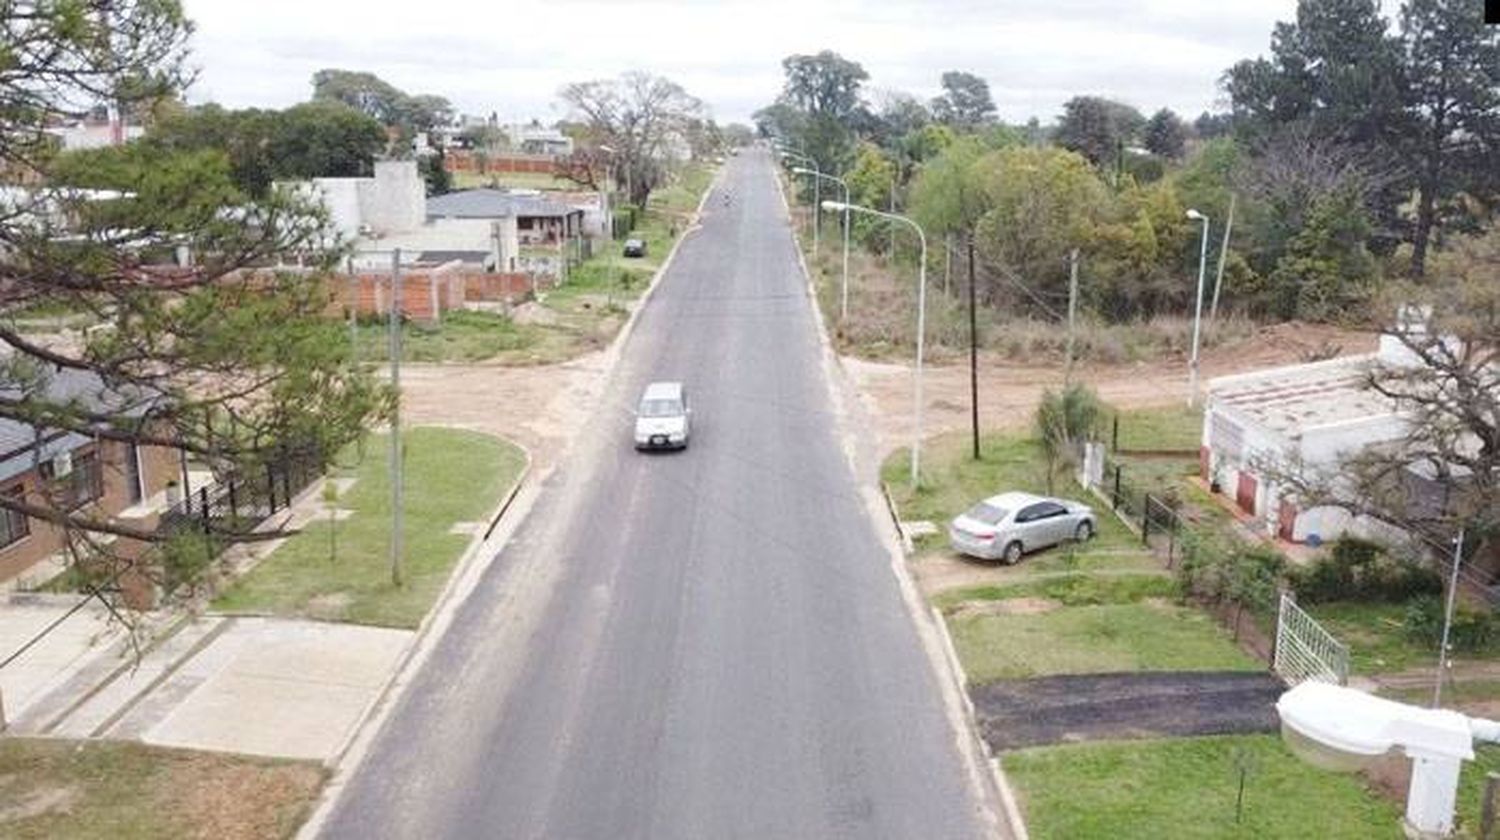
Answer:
179, 0, 1406, 127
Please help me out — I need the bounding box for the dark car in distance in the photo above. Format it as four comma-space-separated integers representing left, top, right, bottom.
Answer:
623, 238, 646, 258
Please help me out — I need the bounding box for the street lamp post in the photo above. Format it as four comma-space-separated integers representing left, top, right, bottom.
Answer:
779, 150, 820, 255
825, 199, 927, 490
794, 167, 850, 321
1186, 208, 1211, 407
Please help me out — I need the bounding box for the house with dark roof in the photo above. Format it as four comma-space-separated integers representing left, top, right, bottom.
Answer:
0, 366, 180, 587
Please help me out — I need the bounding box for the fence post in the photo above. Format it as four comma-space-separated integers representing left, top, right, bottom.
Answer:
199, 486, 210, 534
228, 478, 238, 523
1113, 465, 1122, 510
281, 462, 292, 506
1112, 415, 1119, 452
1142, 494, 1152, 545
267, 463, 278, 513
1482, 773, 1500, 839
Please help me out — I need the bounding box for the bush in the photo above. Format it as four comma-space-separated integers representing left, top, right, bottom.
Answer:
1404, 595, 1498, 653
1291, 537, 1443, 604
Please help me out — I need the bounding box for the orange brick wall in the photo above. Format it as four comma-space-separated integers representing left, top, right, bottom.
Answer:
464, 273, 532, 303
329, 264, 476, 322
445, 151, 557, 175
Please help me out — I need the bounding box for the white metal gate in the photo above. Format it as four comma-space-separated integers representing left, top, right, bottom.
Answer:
1274, 592, 1350, 685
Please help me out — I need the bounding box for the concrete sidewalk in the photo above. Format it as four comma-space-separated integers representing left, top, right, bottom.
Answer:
0, 597, 122, 726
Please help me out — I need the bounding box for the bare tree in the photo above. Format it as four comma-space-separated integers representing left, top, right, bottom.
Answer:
558, 72, 706, 206
1262, 243, 1498, 569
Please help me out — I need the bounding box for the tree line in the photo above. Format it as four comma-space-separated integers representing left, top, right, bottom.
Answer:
756, 0, 1500, 325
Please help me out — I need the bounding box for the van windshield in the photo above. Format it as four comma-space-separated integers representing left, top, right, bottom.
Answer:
639, 398, 683, 418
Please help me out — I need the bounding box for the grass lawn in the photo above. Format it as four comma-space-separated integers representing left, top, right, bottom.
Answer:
0, 738, 324, 840
933, 572, 1178, 612
1005, 734, 1403, 839
214, 427, 525, 628
353, 310, 553, 364
1112, 403, 1203, 452
1309, 601, 1436, 675
949, 600, 1261, 681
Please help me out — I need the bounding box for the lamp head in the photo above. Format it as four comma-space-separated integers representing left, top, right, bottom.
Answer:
821, 200, 847, 212
792, 166, 811, 175
1186, 208, 1206, 222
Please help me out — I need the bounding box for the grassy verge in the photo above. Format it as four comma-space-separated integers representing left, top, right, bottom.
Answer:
948, 600, 1260, 681
0, 738, 325, 840
214, 427, 525, 628
1005, 734, 1403, 839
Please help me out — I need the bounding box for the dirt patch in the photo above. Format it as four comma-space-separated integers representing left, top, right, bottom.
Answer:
0, 785, 76, 823
167, 755, 325, 840
305, 592, 352, 620
398, 355, 607, 471
0, 739, 325, 840
845, 321, 1377, 458
972, 671, 1284, 751
911, 551, 1016, 596
950, 597, 1061, 619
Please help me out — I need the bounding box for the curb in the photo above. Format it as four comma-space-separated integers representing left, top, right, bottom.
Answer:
775, 168, 1023, 840
321, 451, 533, 771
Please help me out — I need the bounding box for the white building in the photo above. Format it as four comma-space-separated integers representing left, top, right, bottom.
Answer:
279, 161, 518, 272
1200, 331, 1426, 546
501, 123, 573, 156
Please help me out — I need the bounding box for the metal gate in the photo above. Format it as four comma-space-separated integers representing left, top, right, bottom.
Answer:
1274, 592, 1350, 685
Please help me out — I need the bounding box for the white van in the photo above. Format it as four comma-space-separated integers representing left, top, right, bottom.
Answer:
634, 381, 691, 450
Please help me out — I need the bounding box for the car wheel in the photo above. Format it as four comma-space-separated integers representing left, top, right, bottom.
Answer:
1074, 521, 1094, 542
1001, 541, 1023, 565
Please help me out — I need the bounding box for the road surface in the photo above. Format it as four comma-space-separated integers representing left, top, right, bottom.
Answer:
320, 150, 994, 839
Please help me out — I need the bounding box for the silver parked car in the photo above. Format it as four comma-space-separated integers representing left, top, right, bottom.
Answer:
948, 491, 1096, 564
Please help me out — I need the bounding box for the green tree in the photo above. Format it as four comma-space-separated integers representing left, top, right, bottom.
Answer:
843, 142, 899, 252
147, 101, 385, 197
1266, 186, 1376, 319
1143, 108, 1188, 159
420, 150, 452, 196
971, 146, 1111, 308
1398, 0, 1500, 276
3, 7, 391, 609
1054, 96, 1146, 169
1035, 384, 1102, 492
930, 70, 997, 130
780, 50, 868, 121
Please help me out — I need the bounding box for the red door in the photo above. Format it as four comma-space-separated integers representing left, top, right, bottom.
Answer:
1236, 472, 1258, 515
1278, 499, 1298, 542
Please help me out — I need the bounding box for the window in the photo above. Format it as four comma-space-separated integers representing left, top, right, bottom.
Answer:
1, 486, 28, 549
1035, 502, 1068, 519
40, 449, 103, 509
1016, 504, 1044, 523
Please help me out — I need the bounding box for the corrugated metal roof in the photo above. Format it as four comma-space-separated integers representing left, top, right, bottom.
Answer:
0, 364, 161, 479
426, 189, 582, 220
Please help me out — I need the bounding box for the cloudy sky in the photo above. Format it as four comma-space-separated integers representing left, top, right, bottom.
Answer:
179, 0, 1402, 126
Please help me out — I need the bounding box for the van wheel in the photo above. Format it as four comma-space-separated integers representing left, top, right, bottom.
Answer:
1075, 521, 1094, 542
1001, 541, 1023, 565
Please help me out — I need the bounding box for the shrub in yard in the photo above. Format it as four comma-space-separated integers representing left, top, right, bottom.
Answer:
1404, 595, 1498, 653
1035, 383, 1102, 492
1291, 537, 1443, 604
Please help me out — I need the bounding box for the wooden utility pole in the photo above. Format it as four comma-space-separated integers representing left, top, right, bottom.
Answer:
388, 249, 404, 588
1066, 248, 1080, 383
968, 234, 980, 461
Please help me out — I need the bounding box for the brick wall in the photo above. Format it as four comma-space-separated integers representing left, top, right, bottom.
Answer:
445, 150, 557, 175
464, 273, 532, 303
329, 262, 476, 322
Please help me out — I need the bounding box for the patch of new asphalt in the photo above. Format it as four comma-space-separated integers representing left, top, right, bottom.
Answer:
971, 671, 1284, 751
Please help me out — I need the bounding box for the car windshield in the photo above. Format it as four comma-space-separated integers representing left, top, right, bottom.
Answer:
639, 398, 683, 418
963, 502, 1008, 525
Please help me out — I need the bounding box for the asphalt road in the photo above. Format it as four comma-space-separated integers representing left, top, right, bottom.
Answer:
320, 150, 993, 839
